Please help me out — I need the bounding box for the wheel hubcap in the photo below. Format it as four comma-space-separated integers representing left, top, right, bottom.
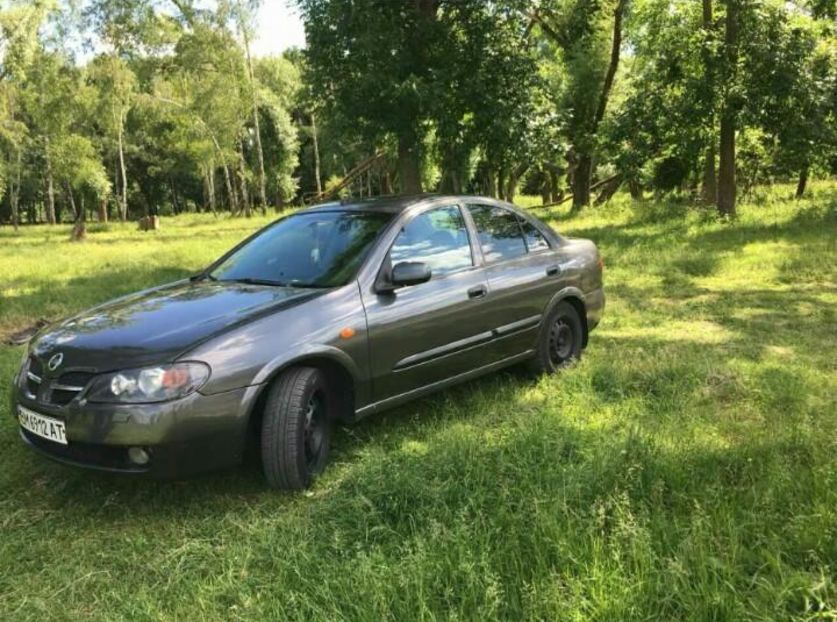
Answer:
548, 317, 574, 365
304, 392, 325, 468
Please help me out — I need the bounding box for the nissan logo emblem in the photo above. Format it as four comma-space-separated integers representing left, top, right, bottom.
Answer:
47, 352, 64, 371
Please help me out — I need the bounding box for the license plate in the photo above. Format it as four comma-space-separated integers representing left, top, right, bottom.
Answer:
18, 406, 67, 445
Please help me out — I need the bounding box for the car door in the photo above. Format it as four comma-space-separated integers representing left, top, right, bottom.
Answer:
361, 204, 494, 402
466, 203, 566, 360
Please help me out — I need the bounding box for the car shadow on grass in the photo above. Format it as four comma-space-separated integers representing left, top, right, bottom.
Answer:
3, 367, 541, 519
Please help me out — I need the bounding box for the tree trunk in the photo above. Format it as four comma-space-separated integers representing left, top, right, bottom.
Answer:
311, 112, 322, 195
540, 167, 552, 204
205, 167, 217, 214
67, 182, 86, 241
251, 101, 267, 213
237, 6, 268, 213
629, 179, 643, 200
595, 175, 623, 205
497, 167, 507, 201
701, 144, 717, 204
486, 168, 497, 198
505, 163, 529, 203
717, 111, 736, 217
700, 0, 717, 206
795, 167, 808, 198
544, 164, 562, 202
169, 178, 180, 214
717, 0, 738, 218
223, 164, 238, 214
238, 141, 251, 217
594, 0, 628, 128
397, 133, 423, 193
572, 154, 593, 211
44, 137, 57, 224
117, 114, 128, 221
10, 148, 21, 231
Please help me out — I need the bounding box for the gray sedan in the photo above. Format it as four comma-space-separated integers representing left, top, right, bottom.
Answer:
12, 195, 604, 489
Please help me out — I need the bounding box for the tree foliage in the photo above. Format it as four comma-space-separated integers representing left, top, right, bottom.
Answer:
0, 0, 834, 227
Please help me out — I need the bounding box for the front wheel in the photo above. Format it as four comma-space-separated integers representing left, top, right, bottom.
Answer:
261, 367, 331, 490
530, 301, 584, 374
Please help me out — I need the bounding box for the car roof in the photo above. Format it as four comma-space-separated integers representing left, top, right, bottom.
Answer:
303, 193, 511, 215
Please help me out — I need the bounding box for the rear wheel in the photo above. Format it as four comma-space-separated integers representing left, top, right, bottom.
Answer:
261, 367, 331, 490
530, 301, 583, 374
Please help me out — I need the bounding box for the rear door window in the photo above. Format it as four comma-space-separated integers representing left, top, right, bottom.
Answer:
467, 205, 527, 263
519, 219, 550, 252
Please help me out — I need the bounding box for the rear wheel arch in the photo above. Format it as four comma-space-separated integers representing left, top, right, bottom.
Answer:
562, 296, 588, 348
544, 291, 588, 348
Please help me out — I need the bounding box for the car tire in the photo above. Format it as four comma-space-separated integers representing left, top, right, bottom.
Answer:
530, 301, 583, 374
261, 366, 331, 490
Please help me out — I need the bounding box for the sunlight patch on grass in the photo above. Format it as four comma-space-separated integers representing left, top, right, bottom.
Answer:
600, 319, 736, 345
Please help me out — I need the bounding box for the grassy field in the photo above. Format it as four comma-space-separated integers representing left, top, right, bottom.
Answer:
0, 184, 835, 621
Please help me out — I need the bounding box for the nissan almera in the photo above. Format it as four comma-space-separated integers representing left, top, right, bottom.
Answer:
12, 195, 604, 489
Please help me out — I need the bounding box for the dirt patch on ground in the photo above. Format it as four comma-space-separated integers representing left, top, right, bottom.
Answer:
4, 319, 49, 346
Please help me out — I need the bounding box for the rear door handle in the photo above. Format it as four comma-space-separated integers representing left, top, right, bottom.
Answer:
467, 285, 487, 299
546, 264, 561, 276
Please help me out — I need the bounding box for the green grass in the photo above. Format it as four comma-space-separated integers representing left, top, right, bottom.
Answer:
0, 184, 835, 621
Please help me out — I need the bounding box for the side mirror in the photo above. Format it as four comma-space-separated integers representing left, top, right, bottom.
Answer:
390, 261, 432, 288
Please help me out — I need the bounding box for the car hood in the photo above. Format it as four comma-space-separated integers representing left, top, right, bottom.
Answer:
30, 280, 322, 372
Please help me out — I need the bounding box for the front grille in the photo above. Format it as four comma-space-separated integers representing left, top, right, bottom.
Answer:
25, 355, 43, 396
51, 389, 80, 406
21, 429, 142, 471
57, 371, 95, 388
49, 371, 95, 405
23, 359, 96, 406
28, 356, 43, 377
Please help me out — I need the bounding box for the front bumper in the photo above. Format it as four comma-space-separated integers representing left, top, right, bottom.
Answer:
12, 384, 262, 478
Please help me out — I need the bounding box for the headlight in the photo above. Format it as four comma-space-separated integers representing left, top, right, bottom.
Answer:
86, 362, 210, 403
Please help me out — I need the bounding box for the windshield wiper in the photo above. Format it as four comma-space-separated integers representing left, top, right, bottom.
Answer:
224, 277, 289, 287
190, 272, 217, 282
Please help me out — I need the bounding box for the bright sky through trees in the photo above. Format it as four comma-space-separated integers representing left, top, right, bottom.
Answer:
252, 0, 306, 55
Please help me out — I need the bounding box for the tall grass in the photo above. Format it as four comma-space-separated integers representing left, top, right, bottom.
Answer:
0, 183, 834, 620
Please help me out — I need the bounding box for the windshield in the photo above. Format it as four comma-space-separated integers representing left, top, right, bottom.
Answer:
210, 210, 393, 287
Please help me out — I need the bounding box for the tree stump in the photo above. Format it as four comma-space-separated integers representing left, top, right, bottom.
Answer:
138, 215, 160, 231
70, 220, 86, 241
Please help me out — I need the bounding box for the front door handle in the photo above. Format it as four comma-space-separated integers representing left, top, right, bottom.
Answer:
546, 264, 561, 276
467, 285, 487, 299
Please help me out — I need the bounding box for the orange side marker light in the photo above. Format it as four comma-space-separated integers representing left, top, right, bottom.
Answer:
339, 327, 356, 340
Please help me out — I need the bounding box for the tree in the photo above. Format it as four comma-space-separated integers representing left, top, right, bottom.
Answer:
299, 0, 447, 193
51, 134, 111, 239
534, 0, 629, 210
226, 0, 269, 211
716, 0, 741, 217
87, 54, 137, 220
741, 2, 836, 197
0, 0, 53, 228
253, 55, 301, 207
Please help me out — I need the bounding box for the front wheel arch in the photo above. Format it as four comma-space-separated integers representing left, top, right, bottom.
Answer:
246, 355, 356, 447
